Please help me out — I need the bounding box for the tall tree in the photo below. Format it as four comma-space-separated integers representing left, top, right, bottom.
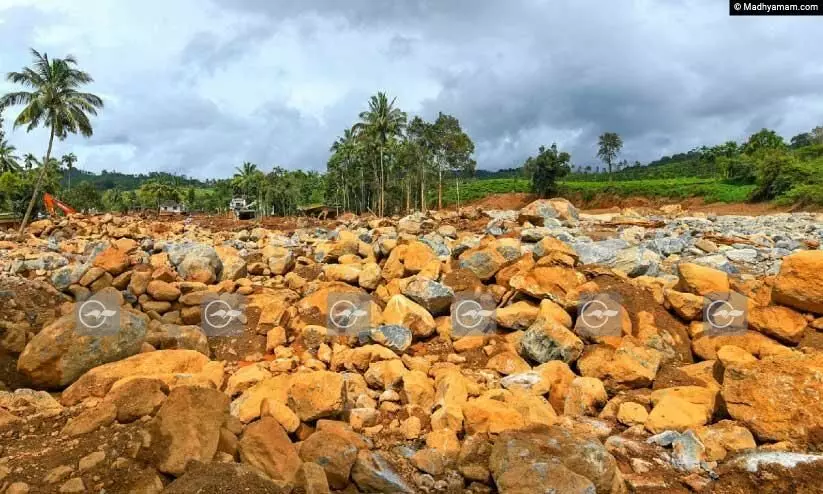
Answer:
597, 132, 623, 181
0, 139, 20, 173
432, 113, 475, 209
356, 92, 407, 216
527, 143, 571, 198
23, 153, 36, 170
61, 152, 77, 189
232, 162, 259, 199
1, 49, 103, 235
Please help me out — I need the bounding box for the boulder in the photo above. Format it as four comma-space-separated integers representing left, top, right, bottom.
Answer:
368, 325, 413, 353
148, 386, 230, 476
104, 377, 168, 423
351, 450, 414, 494
239, 416, 302, 484
772, 250, 823, 314
382, 295, 436, 338
401, 277, 454, 315
747, 305, 807, 345
61, 349, 216, 406
146, 324, 209, 355
458, 247, 508, 281
521, 316, 584, 364
721, 352, 823, 446
288, 371, 345, 421
146, 280, 180, 301
298, 430, 358, 489
18, 302, 149, 388
577, 339, 662, 392
93, 246, 130, 275
645, 386, 717, 434
168, 243, 223, 284
518, 198, 580, 226
490, 427, 623, 494
676, 263, 730, 296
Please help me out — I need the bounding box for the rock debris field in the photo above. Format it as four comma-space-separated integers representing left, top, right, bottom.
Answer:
1, 197, 823, 493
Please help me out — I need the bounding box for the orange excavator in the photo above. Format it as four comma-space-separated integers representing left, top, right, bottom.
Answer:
43, 193, 78, 217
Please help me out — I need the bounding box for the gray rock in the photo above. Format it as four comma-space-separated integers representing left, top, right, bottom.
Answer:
167, 242, 223, 282
520, 320, 583, 364
728, 452, 823, 473
647, 236, 687, 256
671, 430, 705, 472
725, 248, 758, 263
367, 325, 413, 353
573, 239, 629, 266
401, 277, 454, 315
613, 246, 661, 277
352, 450, 415, 494
51, 264, 89, 291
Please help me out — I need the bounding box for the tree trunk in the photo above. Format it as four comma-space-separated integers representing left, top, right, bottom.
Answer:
437, 162, 443, 210
19, 126, 55, 237
456, 175, 460, 212
379, 147, 385, 217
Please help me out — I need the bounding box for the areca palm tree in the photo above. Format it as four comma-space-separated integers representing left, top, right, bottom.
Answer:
1, 48, 103, 234
356, 92, 406, 216
61, 152, 77, 189
0, 139, 20, 173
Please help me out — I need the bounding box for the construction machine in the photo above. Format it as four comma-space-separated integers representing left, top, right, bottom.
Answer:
230, 197, 257, 220
43, 193, 78, 217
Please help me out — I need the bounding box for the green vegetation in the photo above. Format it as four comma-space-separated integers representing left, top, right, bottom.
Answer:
1, 49, 104, 233
523, 144, 571, 198
2, 46, 823, 218
326, 93, 475, 215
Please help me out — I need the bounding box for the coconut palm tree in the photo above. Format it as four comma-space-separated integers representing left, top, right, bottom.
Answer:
0, 48, 103, 235
0, 139, 20, 173
356, 92, 407, 216
22, 153, 36, 170
232, 161, 259, 199
61, 152, 77, 189
597, 132, 623, 182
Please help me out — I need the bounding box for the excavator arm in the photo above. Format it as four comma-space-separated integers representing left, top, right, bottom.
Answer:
43, 193, 78, 216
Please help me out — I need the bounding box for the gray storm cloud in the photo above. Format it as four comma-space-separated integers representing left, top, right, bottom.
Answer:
0, 0, 821, 178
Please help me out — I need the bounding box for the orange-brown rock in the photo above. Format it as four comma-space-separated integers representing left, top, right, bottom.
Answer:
772, 250, 823, 314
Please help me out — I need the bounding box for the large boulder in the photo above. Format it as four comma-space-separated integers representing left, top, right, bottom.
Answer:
490, 426, 623, 494
147, 386, 230, 476
239, 416, 303, 484
401, 277, 454, 315
61, 349, 217, 406
721, 352, 823, 447
18, 297, 149, 388
772, 250, 823, 314
351, 450, 414, 494
521, 315, 584, 365
518, 198, 580, 227
167, 243, 223, 284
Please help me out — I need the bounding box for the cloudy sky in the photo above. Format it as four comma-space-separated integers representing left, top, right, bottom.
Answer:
1, 0, 822, 179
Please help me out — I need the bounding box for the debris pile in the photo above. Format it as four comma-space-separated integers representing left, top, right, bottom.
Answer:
0, 198, 822, 493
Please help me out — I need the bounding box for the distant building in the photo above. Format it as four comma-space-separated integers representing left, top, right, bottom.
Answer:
159, 201, 187, 214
